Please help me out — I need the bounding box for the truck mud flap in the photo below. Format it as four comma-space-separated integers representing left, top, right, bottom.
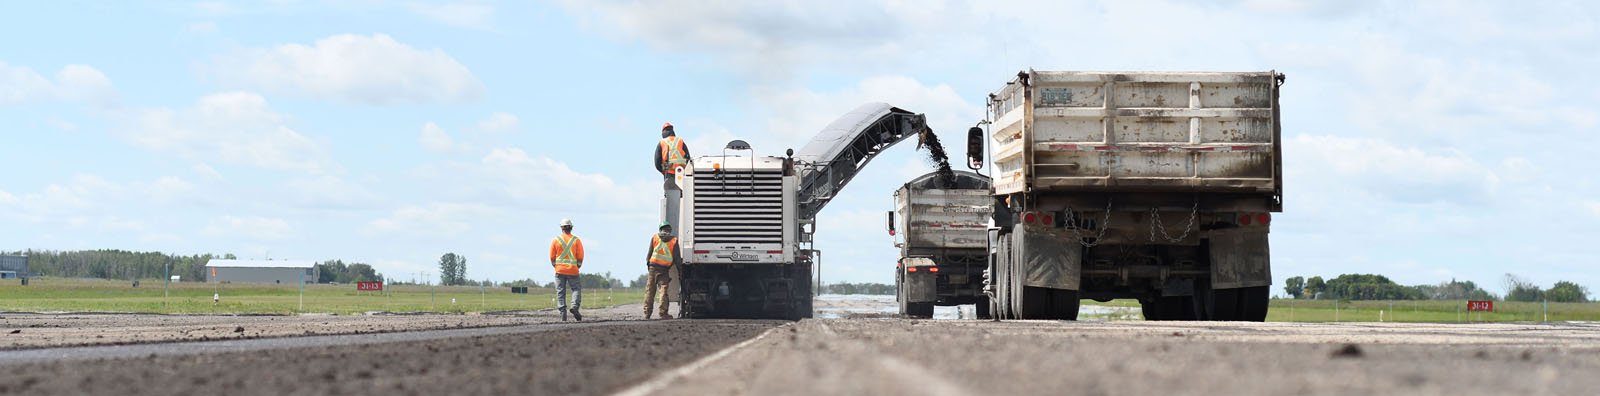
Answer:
1207, 228, 1271, 289
1018, 224, 1081, 290
904, 273, 937, 303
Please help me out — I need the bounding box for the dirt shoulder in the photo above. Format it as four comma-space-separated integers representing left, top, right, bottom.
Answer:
0, 302, 669, 350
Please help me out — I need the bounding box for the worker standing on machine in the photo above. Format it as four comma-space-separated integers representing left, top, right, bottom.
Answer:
643, 220, 681, 319
654, 122, 691, 192
550, 218, 584, 321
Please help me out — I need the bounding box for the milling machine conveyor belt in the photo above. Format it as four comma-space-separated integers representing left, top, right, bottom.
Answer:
792, 103, 932, 221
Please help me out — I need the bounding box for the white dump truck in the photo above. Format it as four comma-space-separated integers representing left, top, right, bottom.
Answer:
970, 70, 1285, 321
888, 171, 994, 318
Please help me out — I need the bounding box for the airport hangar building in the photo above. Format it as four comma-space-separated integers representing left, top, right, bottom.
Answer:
205, 259, 317, 284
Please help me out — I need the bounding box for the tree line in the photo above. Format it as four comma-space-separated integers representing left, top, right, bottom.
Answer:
1283, 273, 1589, 302
824, 282, 895, 295
314, 260, 384, 284
5, 249, 390, 284
4, 249, 235, 281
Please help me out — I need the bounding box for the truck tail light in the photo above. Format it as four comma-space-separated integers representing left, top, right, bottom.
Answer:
1042, 213, 1054, 226
907, 267, 918, 273
928, 266, 939, 273
1256, 213, 1271, 225
693, 250, 710, 254
1238, 214, 1252, 226
1023, 213, 1037, 224
766, 250, 783, 254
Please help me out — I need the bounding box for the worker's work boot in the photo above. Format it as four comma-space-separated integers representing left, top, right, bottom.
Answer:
571, 308, 583, 321
561, 308, 568, 322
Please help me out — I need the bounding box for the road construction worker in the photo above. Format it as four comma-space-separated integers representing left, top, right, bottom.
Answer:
549, 218, 584, 321
643, 220, 682, 319
654, 122, 691, 191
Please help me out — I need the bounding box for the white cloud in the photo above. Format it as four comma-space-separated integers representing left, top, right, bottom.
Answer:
4, 179, 174, 236
205, 33, 484, 104
284, 175, 383, 209
1, 62, 57, 103
408, 2, 495, 29
476, 147, 655, 211
366, 202, 497, 237
191, 163, 224, 180
753, 75, 981, 146
419, 122, 457, 153
187, 21, 219, 34
94, 216, 145, 232
0, 62, 117, 107
121, 91, 333, 173
1286, 33, 1600, 141
145, 176, 195, 203
205, 215, 294, 241
46, 116, 78, 132
1586, 201, 1600, 218
1288, 135, 1493, 205
35, 174, 116, 212
558, 0, 907, 79
475, 112, 518, 133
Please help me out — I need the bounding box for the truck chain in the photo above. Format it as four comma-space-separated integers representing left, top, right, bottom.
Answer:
1064, 198, 1114, 247
1148, 201, 1198, 243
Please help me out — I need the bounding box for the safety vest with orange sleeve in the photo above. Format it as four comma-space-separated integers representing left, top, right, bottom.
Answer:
550, 233, 584, 276
647, 233, 678, 267
657, 136, 689, 174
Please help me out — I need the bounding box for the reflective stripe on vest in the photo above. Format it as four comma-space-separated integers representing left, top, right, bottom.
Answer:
554, 235, 581, 267
660, 136, 687, 171
648, 234, 676, 266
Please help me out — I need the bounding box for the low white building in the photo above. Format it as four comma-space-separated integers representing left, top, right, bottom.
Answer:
206, 259, 317, 284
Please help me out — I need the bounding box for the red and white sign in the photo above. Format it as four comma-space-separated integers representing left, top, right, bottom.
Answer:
357, 281, 384, 291
1467, 300, 1494, 312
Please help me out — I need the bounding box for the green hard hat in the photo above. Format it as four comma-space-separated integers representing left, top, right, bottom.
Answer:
659, 220, 672, 229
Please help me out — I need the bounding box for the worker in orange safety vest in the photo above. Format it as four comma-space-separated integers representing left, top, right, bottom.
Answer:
549, 218, 585, 321
643, 220, 682, 319
655, 122, 691, 191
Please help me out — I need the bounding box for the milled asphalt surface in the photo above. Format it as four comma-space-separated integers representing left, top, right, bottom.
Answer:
632, 319, 1600, 396
8, 298, 1600, 395
0, 317, 782, 395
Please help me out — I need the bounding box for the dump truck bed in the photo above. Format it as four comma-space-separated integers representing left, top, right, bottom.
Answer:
989, 70, 1282, 202
894, 171, 993, 251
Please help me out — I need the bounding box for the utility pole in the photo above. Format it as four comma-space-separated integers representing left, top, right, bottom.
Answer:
163, 261, 170, 309
426, 271, 435, 311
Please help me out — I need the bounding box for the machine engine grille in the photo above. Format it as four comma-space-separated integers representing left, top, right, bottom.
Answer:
692, 169, 785, 244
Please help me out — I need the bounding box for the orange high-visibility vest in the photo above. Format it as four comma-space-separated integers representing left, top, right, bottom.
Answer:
660, 136, 687, 174
550, 234, 583, 276
648, 234, 677, 267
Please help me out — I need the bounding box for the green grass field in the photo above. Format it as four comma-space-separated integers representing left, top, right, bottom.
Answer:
1083, 298, 1600, 323
8, 278, 1598, 322
0, 278, 646, 315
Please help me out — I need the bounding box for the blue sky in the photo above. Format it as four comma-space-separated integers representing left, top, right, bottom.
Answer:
2, 1, 1597, 295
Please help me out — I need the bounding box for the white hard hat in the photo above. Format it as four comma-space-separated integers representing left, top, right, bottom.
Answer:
560, 218, 573, 227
